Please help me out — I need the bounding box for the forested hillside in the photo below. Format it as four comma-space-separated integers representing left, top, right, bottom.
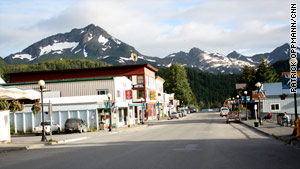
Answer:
157, 67, 240, 109
0, 59, 110, 81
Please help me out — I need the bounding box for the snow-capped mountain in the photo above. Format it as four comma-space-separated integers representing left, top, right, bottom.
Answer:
3, 24, 300, 74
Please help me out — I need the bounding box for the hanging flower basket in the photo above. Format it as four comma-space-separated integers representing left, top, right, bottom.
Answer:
0, 99, 9, 111
280, 94, 287, 100
31, 100, 41, 115
9, 100, 24, 113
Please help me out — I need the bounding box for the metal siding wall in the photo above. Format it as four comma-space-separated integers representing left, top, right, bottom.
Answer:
61, 111, 68, 129
11, 80, 115, 97
25, 113, 32, 132
263, 95, 300, 120
52, 111, 59, 124
16, 113, 23, 132
80, 110, 87, 122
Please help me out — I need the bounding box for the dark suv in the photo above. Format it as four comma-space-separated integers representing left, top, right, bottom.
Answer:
64, 118, 88, 134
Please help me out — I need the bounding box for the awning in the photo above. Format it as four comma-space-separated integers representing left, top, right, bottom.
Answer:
128, 103, 143, 106
0, 86, 40, 100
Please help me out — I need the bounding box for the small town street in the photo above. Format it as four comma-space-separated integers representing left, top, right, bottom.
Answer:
1, 112, 300, 169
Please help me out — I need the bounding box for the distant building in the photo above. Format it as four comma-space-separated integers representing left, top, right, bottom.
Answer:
261, 82, 300, 121
4, 64, 167, 133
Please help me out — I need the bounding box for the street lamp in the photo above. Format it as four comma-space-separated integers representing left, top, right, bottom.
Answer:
38, 80, 47, 142
107, 93, 112, 132
255, 82, 262, 124
141, 98, 145, 124
244, 91, 248, 120
236, 95, 240, 112
157, 100, 160, 120
289, 58, 298, 123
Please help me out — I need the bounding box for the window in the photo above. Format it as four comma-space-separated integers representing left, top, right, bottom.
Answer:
137, 76, 144, 84
117, 90, 121, 97
138, 90, 144, 98
97, 89, 108, 95
270, 103, 280, 111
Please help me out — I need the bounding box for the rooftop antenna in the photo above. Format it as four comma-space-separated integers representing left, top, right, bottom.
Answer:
131, 53, 138, 64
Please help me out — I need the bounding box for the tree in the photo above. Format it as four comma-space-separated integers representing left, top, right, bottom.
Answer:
240, 57, 279, 91
164, 63, 195, 105
255, 57, 279, 83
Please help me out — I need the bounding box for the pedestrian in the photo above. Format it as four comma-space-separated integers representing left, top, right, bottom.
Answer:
263, 112, 272, 121
281, 112, 289, 126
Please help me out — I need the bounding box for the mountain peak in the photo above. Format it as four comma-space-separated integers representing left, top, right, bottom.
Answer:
227, 51, 245, 59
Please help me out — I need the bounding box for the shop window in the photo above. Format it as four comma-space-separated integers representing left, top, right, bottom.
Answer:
97, 89, 108, 95
270, 103, 280, 111
138, 90, 145, 98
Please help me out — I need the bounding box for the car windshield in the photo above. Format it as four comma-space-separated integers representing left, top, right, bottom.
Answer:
221, 108, 229, 110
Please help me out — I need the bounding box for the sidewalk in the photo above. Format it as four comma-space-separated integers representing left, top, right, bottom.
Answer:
241, 119, 300, 148
0, 122, 150, 153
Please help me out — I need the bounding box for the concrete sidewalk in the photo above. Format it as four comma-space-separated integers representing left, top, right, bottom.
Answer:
241, 119, 300, 148
0, 122, 150, 153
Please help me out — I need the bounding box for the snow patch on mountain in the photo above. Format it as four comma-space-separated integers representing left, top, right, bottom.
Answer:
98, 35, 108, 44
119, 56, 132, 63
12, 54, 33, 61
88, 33, 93, 41
112, 37, 121, 45
39, 42, 79, 56
83, 46, 88, 57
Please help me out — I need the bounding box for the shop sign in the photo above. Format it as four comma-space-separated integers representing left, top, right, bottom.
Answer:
125, 90, 132, 100
132, 84, 144, 88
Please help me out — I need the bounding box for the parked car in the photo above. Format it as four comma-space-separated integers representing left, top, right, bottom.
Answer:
64, 118, 88, 133
182, 109, 187, 116
226, 111, 241, 123
34, 121, 60, 136
220, 107, 229, 117
170, 112, 179, 119
189, 107, 197, 113
185, 109, 191, 114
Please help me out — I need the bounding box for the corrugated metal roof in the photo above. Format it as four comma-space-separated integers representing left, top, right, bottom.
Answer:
2, 76, 114, 86
263, 82, 299, 96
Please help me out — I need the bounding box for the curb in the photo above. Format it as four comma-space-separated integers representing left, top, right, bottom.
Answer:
0, 137, 89, 153
240, 121, 297, 144
46, 137, 88, 145
240, 121, 272, 137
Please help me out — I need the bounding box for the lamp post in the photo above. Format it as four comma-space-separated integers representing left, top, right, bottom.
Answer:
244, 91, 248, 120
38, 80, 47, 142
236, 95, 240, 112
107, 93, 112, 132
157, 101, 160, 120
141, 98, 145, 124
255, 82, 262, 124
289, 58, 298, 123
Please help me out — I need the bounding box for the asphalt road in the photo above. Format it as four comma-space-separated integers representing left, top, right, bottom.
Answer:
1, 112, 300, 169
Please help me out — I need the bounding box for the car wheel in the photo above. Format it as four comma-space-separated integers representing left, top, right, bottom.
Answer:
79, 129, 83, 134
65, 130, 69, 134
35, 133, 39, 136
57, 128, 60, 134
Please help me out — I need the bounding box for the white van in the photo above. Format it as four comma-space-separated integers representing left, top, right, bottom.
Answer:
220, 107, 229, 117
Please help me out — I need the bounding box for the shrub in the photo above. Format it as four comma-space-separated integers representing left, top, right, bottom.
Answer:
9, 100, 24, 113
0, 99, 9, 111
31, 100, 41, 115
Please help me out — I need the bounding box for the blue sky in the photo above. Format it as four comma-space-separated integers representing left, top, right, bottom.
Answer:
0, 0, 298, 58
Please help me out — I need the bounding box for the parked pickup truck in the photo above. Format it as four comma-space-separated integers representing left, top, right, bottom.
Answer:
34, 121, 60, 135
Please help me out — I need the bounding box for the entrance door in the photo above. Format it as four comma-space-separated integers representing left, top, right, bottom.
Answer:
124, 108, 128, 125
